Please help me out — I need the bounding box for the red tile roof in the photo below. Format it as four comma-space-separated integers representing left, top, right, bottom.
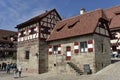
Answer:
47, 9, 107, 41
16, 9, 62, 28
105, 5, 120, 19
0, 29, 17, 43
109, 15, 120, 29
105, 5, 120, 30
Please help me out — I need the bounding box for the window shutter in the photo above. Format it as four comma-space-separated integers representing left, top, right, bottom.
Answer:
66, 46, 71, 60
66, 56, 71, 60
58, 44, 61, 54
74, 42, 79, 54
88, 40, 93, 52
48, 45, 52, 55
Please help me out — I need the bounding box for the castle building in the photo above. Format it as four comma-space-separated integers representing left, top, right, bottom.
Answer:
16, 9, 62, 74
105, 6, 120, 58
0, 29, 17, 63
47, 9, 111, 74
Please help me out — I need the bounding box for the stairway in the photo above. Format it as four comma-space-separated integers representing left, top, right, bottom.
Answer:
67, 62, 83, 75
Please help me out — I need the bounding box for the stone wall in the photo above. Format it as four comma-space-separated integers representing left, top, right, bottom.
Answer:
17, 39, 39, 73
48, 34, 111, 74
39, 40, 48, 73
17, 39, 49, 74
48, 35, 96, 74
94, 34, 111, 72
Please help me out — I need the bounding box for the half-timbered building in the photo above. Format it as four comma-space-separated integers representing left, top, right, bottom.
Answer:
47, 9, 111, 74
105, 6, 120, 58
16, 9, 61, 74
0, 29, 17, 63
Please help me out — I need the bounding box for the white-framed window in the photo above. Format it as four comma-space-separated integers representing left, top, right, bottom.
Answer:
53, 45, 58, 54
80, 41, 87, 53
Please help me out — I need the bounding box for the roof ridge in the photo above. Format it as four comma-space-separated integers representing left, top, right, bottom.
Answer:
17, 8, 56, 27
30, 8, 55, 19
105, 5, 120, 11
59, 8, 103, 22
26, 8, 55, 21
0, 29, 16, 33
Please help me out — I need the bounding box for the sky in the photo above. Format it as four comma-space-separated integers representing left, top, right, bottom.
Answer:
0, 0, 120, 31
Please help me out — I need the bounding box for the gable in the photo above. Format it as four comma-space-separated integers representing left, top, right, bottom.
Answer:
95, 19, 109, 37
41, 10, 61, 28
16, 9, 62, 29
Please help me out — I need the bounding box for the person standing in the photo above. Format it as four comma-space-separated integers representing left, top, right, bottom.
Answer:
6, 63, 10, 74
13, 67, 18, 78
18, 65, 22, 77
2, 62, 6, 71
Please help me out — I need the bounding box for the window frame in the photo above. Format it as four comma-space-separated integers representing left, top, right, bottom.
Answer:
53, 45, 58, 54
80, 41, 88, 53
25, 51, 30, 59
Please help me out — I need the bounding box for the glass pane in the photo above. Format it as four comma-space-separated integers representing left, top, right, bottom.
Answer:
84, 42, 87, 48
80, 41, 88, 53
53, 45, 58, 54
80, 42, 84, 48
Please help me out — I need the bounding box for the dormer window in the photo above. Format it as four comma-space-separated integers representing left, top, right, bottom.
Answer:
115, 11, 120, 15
3, 36, 8, 40
56, 23, 66, 32
68, 19, 79, 29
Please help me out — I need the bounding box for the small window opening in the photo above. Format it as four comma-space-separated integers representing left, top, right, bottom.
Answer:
25, 51, 29, 59
98, 22, 105, 28
101, 43, 103, 52
30, 27, 36, 34
112, 45, 117, 51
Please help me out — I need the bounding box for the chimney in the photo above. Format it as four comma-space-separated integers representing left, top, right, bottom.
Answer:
80, 8, 86, 15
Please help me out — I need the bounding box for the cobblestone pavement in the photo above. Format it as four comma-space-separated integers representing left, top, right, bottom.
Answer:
0, 62, 120, 80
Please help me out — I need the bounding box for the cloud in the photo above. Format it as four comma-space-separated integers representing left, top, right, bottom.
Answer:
0, 0, 49, 30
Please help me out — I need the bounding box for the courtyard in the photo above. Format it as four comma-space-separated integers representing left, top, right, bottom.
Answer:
0, 61, 120, 80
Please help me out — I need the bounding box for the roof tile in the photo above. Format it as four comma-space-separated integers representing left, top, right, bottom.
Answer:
0, 29, 17, 43
47, 9, 106, 41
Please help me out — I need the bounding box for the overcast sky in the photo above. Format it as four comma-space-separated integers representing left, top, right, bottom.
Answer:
0, 0, 119, 31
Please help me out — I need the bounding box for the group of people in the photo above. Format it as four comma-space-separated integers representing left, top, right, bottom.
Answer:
0, 62, 7, 71
0, 62, 17, 71
0, 62, 22, 78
